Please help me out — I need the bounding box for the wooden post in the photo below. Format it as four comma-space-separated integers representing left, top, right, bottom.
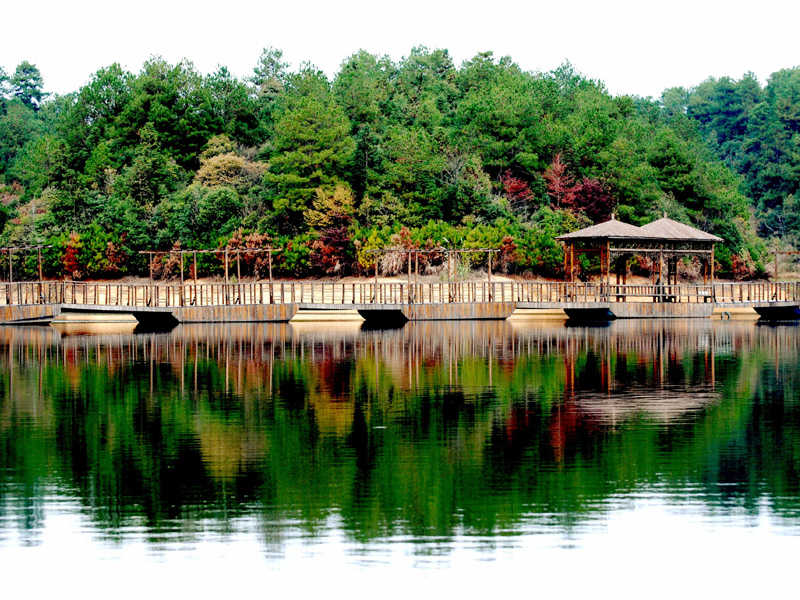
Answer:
600, 245, 605, 292
570, 244, 575, 283
374, 254, 379, 302
37, 247, 43, 302
268, 250, 273, 284
448, 251, 453, 302
711, 244, 715, 289
448, 251, 452, 284
224, 249, 229, 286
148, 252, 153, 305
406, 250, 411, 303
775, 251, 779, 282
659, 245, 664, 302
8, 249, 12, 284
180, 251, 184, 306
193, 251, 198, 305
488, 250, 493, 302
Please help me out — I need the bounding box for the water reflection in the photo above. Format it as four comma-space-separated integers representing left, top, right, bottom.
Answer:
0, 319, 799, 558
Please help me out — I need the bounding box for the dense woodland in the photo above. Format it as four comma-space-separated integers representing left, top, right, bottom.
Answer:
0, 49, 798, 280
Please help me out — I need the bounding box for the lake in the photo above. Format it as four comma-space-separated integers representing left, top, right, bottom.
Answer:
1, 318, 799, 597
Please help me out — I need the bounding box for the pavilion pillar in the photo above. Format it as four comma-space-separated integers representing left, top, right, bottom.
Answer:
711, 244, 715, 289
570, 243, 575, 283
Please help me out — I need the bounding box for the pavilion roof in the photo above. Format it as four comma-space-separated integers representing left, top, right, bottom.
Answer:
556, 216, 659, 241
639, 217, 723, 242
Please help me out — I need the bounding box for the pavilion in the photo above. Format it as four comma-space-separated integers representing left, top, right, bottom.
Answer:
556, 214, 723, 288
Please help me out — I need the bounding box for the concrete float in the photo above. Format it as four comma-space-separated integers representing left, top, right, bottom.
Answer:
356, 302, 517, 323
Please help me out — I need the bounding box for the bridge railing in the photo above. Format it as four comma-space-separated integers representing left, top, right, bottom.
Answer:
0, 281, 524, 307
1, 280, 799, 307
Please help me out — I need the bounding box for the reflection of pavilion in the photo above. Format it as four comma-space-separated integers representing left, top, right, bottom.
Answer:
570, 387, 720, 426
557, 214, 723, 290
558, 319, 723, 426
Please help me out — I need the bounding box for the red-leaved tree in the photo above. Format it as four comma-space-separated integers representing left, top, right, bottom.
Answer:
500, 170, 534, 211
543, 153, 576, 209
570, 178, 615, 222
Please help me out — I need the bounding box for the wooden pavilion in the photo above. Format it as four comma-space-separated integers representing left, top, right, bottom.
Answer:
556, 214, 723, 289
640, 215, 722, 286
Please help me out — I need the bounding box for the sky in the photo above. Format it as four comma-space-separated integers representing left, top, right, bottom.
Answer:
2, 0, 799, 99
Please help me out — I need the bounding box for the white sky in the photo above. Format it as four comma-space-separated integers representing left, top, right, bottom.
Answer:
2, 0, 798, 99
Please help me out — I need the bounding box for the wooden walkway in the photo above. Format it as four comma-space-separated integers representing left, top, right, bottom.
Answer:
0, 280, 798, 323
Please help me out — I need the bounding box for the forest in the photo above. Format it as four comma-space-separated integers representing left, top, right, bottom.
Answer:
0, 49, 798, 280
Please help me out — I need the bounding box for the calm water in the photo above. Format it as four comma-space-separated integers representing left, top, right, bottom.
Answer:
1, 318, 799, 597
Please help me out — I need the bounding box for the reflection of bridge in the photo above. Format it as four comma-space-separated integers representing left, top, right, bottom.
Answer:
1, 280, 799, 324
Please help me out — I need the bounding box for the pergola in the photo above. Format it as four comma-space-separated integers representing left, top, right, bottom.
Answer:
365, 247, 500, 302
365, 247, 500, 287
556, 214, 723, 287
0, 245, 52, 282
139, 247, 280, 286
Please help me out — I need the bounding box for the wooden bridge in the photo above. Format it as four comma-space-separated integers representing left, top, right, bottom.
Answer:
1, 280, 799, 325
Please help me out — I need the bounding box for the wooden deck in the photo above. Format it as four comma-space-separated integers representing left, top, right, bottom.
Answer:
0, 280, 798, 323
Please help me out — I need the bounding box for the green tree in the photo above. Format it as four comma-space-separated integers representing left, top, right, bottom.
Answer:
114, 122, 185, 211
204, 66, 262, 146
0, 66, 10, 109
116, 57, 215, 169
0, 100, 44, 175
266, 67, 355, 232
367, 125, 445, 225
251, 47, 289, 139
10, 61, 47, 110
392, 46, 459, 129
